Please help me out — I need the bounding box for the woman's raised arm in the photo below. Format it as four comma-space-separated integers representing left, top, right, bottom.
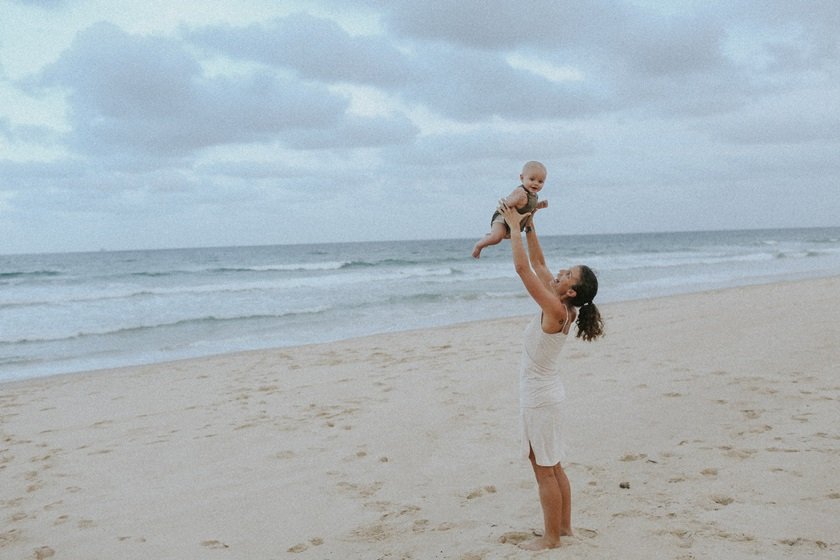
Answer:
499, 204, 564, 319
524, 216, 553, 286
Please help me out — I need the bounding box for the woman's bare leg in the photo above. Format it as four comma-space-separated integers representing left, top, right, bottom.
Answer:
553, 463, 573, 536
519, 448, 571, 550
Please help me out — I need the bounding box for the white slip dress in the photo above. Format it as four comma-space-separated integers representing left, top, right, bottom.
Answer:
519, 312, 572, 466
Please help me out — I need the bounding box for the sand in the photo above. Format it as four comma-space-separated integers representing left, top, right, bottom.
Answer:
2, 277, 839, 559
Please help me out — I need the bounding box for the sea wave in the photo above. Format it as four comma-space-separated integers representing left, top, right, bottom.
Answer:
586, 248, 811, 272
211, 261, 352, 272
0, 266, 472, 310
0, 269, 62, 280
0, 308, 333, 346
774, 250, 822, 259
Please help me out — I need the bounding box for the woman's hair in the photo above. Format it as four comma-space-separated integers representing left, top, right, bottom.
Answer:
570, 265, 604, 342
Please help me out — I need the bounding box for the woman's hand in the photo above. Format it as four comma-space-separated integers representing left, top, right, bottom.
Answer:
498, 200, 530, 231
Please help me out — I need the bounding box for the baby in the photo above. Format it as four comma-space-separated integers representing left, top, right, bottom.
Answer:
472, 161, 548, 258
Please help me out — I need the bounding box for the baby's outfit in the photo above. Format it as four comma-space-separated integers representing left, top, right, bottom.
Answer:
491, 185, 539, 232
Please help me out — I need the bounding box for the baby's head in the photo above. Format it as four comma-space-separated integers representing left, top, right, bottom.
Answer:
520, 161, 547, 194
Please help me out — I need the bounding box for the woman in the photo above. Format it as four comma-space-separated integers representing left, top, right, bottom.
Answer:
498, 202, 604, 550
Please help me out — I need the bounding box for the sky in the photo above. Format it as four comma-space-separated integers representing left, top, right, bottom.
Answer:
1, 0, 838, 254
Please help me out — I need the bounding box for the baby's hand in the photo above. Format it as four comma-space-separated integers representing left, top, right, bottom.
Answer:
536, 200, 548, 209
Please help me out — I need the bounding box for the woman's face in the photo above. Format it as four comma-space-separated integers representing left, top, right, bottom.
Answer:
551, 267, 580, 296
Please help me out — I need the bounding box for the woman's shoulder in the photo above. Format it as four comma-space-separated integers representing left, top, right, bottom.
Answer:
540, 302, 574, 334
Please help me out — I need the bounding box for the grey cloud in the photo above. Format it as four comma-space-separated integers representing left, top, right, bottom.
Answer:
35, 22, 349, 157
196, 161, 312, 180
0, 116, 63, 145
0, 159, 86, 183
282, 113, 419, 149
182, 11, 606, 122
379, 1, 761, 118
388, 126, 592, 167
377, 0, 729, 81
183, 13, 409, 86
377, 0, 625, 50
611, 14, 728, 77
404, 45, 605, 121
10, 0, 63, 7
181, 3, 753, 122
737, 0, 840, 60
710, 114, 840, 145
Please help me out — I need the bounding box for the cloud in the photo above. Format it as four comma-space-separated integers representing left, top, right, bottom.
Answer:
376, 0, 624, 50
282, 113, 419, 149
0, 159, 85, 183
35, 22, 350, 158
184, 13, 410, 87
387, 126, 592, 168
376, 1, 768, 117
403, 45, 606, 121
184, 11, 607, 123
10, 0, 63, 7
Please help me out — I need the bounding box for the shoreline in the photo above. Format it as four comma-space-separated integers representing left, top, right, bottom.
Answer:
2, 276, 839, 558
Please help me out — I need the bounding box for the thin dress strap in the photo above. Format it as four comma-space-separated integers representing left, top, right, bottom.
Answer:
562, 307, 573, 334
540, 310, 573, 335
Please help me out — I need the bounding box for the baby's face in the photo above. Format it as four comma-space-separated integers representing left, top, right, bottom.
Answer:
520, 168, 546, 194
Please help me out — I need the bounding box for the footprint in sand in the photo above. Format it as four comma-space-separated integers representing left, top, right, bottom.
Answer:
722, 447, 758, 459
34, 546, 55, 559
778, 537, 829, 550
575, 528, 598, 539
619, 453, 648, 462
336, 480, 383, 498
499, 531, 531, 545
658, 528, 694, 548
288, 537, 324, 553
710, 494, 734, 506
465, 485, 497, 499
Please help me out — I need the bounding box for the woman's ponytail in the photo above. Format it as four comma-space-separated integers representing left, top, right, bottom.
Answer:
576, 301, 604, 342
571, 265, 604, 342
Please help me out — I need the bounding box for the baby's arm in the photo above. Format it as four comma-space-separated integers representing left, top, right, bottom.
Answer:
501, 187, 528, 209
536, 199, 548, 209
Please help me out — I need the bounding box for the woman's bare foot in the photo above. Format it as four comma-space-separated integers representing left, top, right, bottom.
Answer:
532, 528, 573, 538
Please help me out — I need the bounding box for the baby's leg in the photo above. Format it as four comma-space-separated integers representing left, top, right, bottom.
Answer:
472, 222, 508, 258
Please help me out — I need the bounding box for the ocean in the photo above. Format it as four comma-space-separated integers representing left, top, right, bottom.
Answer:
2, 227, 839, 384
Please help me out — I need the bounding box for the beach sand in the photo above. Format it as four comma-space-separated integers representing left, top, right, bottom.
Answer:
2, 277, 838, 559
